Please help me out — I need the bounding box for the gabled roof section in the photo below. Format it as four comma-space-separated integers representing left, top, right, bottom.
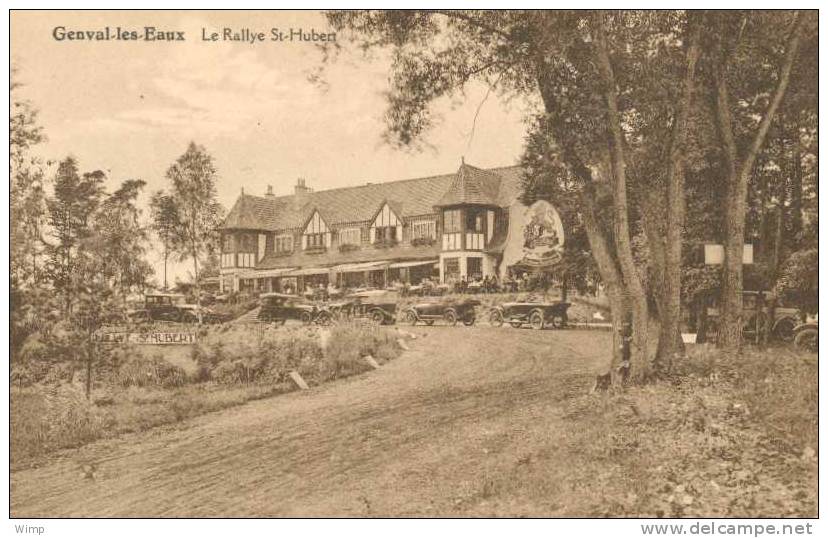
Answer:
301, 207, 331, 232
222, 194, 283, 230
435, 162, 504, 208
369, 199, 403, 225
221, 164, 523, 232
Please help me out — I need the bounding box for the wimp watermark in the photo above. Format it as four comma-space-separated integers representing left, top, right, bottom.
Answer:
641, 522, 815, 537
13, 525, 45, 535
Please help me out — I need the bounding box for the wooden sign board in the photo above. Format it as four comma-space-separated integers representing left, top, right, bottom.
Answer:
289, 370, 310, 390
704, 244, 753, 265
94, 332, 197, 345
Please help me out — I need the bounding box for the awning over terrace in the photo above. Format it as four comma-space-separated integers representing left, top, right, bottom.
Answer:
388, 259, 439, 269
242, 267, 297, 279
331, 261, 390, 273
285, 266, 331, 277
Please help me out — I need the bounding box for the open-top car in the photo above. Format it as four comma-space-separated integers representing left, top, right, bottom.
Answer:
703, 290, 804, 342
257, 292, 332, 325
328, 290, 397, 325
403, 298, 480, 326
488, 300, 571, 330
793, 320, 818, 352
178, 304, 230, 324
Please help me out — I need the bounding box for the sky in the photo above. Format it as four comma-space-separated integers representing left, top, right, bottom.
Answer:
11, 10, 533, 284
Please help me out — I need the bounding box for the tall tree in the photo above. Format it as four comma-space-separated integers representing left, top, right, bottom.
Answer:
327, 10, 707, 382
94, 179, 153, 305
706, 11, 805, 351
10, 69, 47, 286
149, 190, 180, 290
165, 142, 223, 322
44, 158, 106, 313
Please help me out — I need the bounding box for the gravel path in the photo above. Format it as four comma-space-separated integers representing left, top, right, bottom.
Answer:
11, 326, 609, 517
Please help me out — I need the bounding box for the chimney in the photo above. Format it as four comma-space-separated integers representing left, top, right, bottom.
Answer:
293, 177, 312, 209
295, 177, 311, 196
265, 185, 275, 198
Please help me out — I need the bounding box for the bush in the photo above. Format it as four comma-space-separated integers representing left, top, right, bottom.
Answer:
114, 354, 188, 388
11, 385, 113, 464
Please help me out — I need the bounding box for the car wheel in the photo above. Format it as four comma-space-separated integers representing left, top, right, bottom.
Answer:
444, 310, 458, 326
300, 311, 313, 325
773, 317, 797, 342
463, 315, 475, 326
550, 314, 566, 329
404, 310, 418, 326
488, 310, 504, 327
370, 310, 385, 325
316, 311, 333, 326
794, 328, 818, 353
529, 311, 545, 330
510, 320, 523, 328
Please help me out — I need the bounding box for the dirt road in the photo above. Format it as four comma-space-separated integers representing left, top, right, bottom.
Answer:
11, 326, 609, 517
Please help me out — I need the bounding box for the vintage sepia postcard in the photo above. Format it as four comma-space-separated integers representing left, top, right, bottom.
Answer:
7, 7, 820, 529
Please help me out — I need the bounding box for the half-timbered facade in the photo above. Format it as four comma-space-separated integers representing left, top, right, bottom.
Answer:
219, 162, 523, 293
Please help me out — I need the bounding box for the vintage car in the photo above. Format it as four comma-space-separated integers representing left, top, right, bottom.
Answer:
178, 304, 230, 324
128, 293, 190, 323
793, 321, 818, 352
488, 300, 571, 330
703, 290, 803, 342
128, 294, 230, 324
257, 293, 332, 325
402, 299, 480, 326
328, 290, 397, 325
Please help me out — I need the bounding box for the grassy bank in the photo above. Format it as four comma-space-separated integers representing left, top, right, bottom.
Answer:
463, 344, 817, 517
11, 322, 402, 468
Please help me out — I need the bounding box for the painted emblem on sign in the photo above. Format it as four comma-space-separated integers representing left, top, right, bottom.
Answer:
520, 200, 565, 268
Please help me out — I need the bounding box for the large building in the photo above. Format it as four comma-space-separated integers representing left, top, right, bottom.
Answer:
218, 161, 530, 293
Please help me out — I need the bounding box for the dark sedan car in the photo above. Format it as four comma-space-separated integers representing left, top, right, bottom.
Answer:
257, 293, 332, 325
488, 301, 570, 330
329, 291, 397, 325
128, 293, 189, 323
403, 299, 480, 326
128, 294, 229, 324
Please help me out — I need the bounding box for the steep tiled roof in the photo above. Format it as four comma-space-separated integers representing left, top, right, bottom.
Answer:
435, 163, 503, 207
222, 164, 523, 231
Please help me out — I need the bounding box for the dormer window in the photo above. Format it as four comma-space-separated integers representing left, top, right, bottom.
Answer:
306, 233, 325, 249
302, 209, 331, 251
370, 202, 402, 245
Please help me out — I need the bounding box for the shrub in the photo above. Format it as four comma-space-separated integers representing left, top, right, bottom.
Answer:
114, 354, 188, 388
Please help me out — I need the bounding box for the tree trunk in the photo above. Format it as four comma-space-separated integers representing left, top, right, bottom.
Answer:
713, 12, 802, 352
534, 30, 641, 384
654, 22, 701, 373
593, 12, 651, 382
85, 340, 94, 400
163, 243, 168, 291
192, 240, 202, 324
789, 141, 803, 244
582, 196, 630, 379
